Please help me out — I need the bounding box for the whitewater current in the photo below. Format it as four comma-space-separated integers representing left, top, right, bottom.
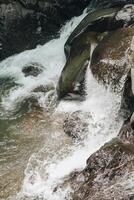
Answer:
0, 11, 124, 200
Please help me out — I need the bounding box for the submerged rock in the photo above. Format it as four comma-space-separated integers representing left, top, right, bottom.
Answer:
32, 84, 55, 93
22, 62, 44, 77
63, 111, 89, 140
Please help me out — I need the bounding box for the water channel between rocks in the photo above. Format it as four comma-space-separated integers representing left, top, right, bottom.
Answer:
0, 11, 123, 200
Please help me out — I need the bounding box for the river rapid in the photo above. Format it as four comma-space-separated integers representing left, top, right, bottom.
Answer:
0, 10, 123, 200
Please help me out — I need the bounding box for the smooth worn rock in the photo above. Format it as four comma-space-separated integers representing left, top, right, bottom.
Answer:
91, 27, 134, 91
57, 30, 94, 99
22, 62, 44, 77
58, 5, 134, 100
64, 7, 120, 58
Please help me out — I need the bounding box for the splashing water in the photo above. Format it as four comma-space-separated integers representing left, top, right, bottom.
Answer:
0, 11, 87, 119
14, 68, 122, 200
0, 10, 124, 200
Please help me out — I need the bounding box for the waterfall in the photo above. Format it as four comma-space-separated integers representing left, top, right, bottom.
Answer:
0, 10, 123, 200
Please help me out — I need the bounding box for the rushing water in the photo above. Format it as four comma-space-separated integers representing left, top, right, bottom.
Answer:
0, 11, 123, 200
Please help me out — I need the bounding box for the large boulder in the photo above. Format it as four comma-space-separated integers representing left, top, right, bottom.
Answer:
0, 0, 91, 61
90, 27, 134, 90
55, 134, 134, 199
89, 5, 134, 117
64, 4, 134, 58
71, 138, 134, 200
64, 7, 120, 58
58, 5, 134, 99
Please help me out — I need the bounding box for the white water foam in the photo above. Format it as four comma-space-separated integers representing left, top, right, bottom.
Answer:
0, 11, 86, 116
14, 66, 123, 200
2, 10, 124, 200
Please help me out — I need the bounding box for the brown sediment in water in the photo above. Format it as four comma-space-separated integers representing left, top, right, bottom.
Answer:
0, 109, 72, 200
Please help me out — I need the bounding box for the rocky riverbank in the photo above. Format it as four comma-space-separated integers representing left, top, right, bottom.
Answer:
56, 1, 134, 199
1, 0, 134, 199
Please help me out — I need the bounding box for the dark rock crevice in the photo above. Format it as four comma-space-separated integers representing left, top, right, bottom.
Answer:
0, 0, 91, 61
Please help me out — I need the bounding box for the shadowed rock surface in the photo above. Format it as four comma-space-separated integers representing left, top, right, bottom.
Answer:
0, 0, 91, 61
89, 0, 134, 10
57, 29, 92, 99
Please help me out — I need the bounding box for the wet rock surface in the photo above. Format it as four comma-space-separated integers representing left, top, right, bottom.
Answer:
58, 5, 134, 100
32, 83, 55, 93
55, 4, 134, 199
63, 111, 90, 140
56, 135, 134, 200
91, 27, 134, 90
22, 62, 44, 77
120, 71, 134, 119
57, 29, 92, 99
1, 1, 134, 200
64, 7, 120, 58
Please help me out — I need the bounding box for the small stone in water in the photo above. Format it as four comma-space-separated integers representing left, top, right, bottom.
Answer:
22, 62, 44, 77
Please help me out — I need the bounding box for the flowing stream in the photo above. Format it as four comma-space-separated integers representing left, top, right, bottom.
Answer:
0, 11, 124, 200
